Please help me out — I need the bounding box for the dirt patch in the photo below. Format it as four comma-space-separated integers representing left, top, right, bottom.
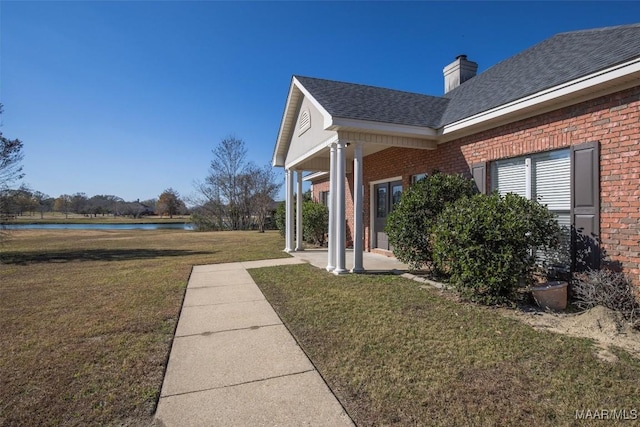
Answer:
507, 305, 640, 362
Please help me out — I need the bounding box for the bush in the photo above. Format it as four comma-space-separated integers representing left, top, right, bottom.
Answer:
432, 192, 562, 305
573, 269, 640, 327
190, 206, 221, 231
385, 172, 478, 271
275, 201, 286, 237
275, 199, 328, 246
303, 201, 328, 246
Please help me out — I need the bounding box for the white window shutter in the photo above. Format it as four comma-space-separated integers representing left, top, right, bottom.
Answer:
533, 151, 570, 211
493, 158, 527, 197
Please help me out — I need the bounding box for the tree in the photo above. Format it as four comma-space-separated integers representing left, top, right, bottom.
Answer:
194, 136, 282, 231
70, 192, 88, 215
157, 188, 184, 218
54, 194, 72, 219
206, 135, 249, 230
247, 164, 282, 232
0, 103, 24, 237
0, 104, 24, 192
32, 191, 53, 219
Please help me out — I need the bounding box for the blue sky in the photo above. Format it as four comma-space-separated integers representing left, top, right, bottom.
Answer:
1, 1, 638, 203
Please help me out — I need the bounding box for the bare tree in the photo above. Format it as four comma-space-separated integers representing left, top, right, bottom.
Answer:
0, 104, 25, 240
247, 164, 282, 232
194, 136, 281, 232
203, 136, 249, 230
0, 104, 24, 192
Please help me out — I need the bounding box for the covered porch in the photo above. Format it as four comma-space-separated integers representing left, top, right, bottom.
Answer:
272, 76, 440, 274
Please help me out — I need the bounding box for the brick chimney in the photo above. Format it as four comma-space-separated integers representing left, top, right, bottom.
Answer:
443, 55, 478, 93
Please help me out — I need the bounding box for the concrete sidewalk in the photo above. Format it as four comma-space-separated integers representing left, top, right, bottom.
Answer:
154, 257, 354, 426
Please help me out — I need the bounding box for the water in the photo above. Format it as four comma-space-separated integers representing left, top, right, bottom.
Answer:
4, 223, 194, 231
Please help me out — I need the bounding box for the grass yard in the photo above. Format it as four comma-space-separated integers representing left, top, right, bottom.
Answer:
251, 264, 640, 427
0, 229, 287, 426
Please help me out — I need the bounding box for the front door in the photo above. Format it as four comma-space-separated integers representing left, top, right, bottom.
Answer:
373, 180, 402, 250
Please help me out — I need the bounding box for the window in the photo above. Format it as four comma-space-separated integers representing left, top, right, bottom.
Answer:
492, 149, 570, 227
492, 149, 571, 265
319, 190, 330, 206
411, 173, 428, 184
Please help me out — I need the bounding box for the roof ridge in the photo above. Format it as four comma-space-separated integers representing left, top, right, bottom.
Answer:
556, 22, 640, 36
294, 75, 445, 101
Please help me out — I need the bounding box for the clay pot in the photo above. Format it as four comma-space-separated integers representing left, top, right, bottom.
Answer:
531, 281, 568, 311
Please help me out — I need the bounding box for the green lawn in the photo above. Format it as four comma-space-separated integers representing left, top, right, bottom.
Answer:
250, 264, 640, 427
0, 229, 287, 426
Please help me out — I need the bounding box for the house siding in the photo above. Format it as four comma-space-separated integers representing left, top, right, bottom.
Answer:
315, 86, 639, 283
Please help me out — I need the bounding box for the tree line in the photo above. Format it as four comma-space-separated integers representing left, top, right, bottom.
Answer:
0, 186, 189, 219
1, 102, 282, 231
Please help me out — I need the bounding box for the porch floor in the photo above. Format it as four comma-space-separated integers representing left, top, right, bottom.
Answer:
288, 248, 409, 274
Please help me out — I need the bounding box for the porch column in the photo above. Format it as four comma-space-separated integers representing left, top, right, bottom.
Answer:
296, 170, 304, 251
284, 168, 294, 253
326, 143, 336, 271
351, 142, 364, 273
334, 140, 347, 274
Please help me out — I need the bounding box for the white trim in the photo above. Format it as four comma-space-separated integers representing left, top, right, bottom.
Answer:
369, 176, 403, 186
292, 77, 335, 129
330, 117, 438, 138
284, 134, 338, 170
303, 171, 329, 182
442, 58, 640, 136
525, 158, 532, 200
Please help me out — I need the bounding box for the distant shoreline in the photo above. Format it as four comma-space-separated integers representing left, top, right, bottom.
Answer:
3, 213, 192, 225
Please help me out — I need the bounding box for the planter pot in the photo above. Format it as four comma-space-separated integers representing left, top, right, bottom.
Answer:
531, 281, 568, 311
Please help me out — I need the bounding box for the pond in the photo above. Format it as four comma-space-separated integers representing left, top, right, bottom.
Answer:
4, 223, 194, 231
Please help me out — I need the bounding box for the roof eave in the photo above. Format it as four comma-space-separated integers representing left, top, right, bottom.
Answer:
272, 76, 334, 167
439, 57, 640, 140
329, 117, 438, 139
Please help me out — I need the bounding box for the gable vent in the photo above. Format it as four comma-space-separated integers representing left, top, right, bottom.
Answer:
298, 109, 311, 135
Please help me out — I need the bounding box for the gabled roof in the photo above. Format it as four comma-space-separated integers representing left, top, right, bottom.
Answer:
273, 23, 640, 167
294, 76, 450, 128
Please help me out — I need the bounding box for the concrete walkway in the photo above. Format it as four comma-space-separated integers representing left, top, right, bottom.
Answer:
154, 257, 354, 426
155, 251, 408, 426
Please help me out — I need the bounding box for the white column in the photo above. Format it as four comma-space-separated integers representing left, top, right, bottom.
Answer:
334, 140, 347, 274
326, 143, 336, 271
284, 169, 294, 253
351, 142, 364, 273
296, 170, 304, 251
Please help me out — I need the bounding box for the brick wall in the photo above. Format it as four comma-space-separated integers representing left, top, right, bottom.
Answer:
309, 86, 639, 283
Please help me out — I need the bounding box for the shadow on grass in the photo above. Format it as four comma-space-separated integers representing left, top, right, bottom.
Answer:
0, 249, 216, 265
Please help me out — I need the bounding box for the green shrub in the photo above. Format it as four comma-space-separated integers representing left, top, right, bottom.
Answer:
275, 201, 286, 237
432, 192, 562, 305
275, 199, 328, 246
303, 201, 328, 246
385, 172, 478, 271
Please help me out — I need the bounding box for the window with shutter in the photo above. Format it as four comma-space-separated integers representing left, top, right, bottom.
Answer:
492, 149, 571, 268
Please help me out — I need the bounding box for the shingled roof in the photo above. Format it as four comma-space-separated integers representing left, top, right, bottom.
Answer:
440, 23, 640, 125
295, 23, 640, 129
295, 76, 450, 128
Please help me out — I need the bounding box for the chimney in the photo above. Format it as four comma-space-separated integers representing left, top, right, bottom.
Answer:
443, 55, 478, 93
